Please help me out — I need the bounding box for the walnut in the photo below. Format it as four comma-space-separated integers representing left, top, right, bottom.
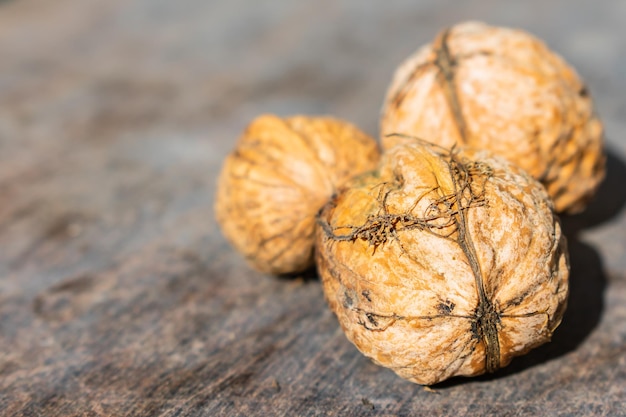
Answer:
215, 114, 380, 274
380, 21, 605, 213
315, 141, 569, 385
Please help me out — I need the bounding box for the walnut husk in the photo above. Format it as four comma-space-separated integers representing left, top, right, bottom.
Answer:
380, 21, 605, 214
316, 141, 569, 385
215, 114, 380, 274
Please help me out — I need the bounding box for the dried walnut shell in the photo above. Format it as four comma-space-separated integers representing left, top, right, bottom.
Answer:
380, 21, 605, 214
215, 114, 380, 274
316, 142, 569, 385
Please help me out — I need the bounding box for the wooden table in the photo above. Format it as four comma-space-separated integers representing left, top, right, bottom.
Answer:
1, 0, 625, 415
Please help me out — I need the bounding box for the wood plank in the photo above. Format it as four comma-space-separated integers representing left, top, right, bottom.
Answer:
1, 1, 625, 415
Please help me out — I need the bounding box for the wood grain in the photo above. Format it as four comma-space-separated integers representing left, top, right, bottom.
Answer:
1, 0, 625, 416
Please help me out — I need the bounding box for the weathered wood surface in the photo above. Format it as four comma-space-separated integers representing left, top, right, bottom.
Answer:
1, 0, 625, 416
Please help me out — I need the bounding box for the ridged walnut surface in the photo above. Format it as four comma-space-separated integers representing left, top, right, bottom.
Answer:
215, 114, 380, 274
316, 142, 569, 385
380, 21, 605, 214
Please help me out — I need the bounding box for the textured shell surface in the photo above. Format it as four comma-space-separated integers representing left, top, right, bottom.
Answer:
215, 114, 380, 274
316, 141, 569, 385
380, 21, 604, 213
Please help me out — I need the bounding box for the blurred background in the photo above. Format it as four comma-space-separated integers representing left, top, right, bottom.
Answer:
0, 0, 625, 415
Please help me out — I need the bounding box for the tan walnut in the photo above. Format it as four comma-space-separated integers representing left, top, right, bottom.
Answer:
316, 141, 569, 385
380, 21, 605, 214
215, 114, 380, 275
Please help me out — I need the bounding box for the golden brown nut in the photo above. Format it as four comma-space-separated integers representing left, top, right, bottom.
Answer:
380, 21, 605, 213
215, 114, 380, 274
316, 141, 569, 385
